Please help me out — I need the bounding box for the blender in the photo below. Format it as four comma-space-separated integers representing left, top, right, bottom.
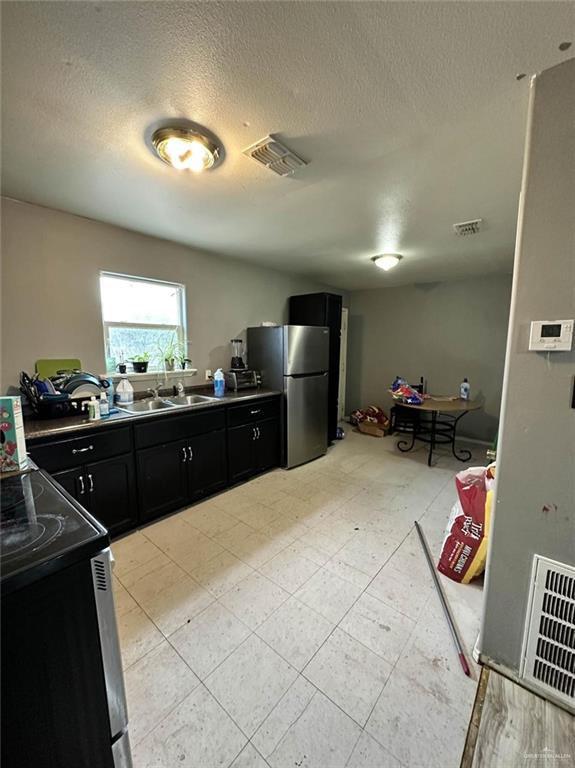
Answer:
230, 339, 246, 370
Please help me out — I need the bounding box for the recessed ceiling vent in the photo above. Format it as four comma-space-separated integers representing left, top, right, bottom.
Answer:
453, 219, 483, 236
521, 555, 575, 708
243, 136, 308, 177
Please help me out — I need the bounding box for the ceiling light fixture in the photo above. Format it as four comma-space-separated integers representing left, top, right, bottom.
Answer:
372, 254, 402, 271
151, 126, 222, 172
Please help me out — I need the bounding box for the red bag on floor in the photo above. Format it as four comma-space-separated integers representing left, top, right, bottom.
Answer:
437, 466, 490, 583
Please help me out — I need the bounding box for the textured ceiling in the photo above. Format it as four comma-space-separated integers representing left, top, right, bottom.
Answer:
2, 1, 574, 289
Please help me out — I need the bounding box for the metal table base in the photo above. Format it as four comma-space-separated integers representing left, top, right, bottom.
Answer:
392, 406, 473, 467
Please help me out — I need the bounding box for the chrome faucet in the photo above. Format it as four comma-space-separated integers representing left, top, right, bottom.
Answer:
147, 384, 162, 400
174, 380, 185, 396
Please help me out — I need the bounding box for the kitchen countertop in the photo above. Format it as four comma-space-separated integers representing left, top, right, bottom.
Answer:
24, 388, 282, 441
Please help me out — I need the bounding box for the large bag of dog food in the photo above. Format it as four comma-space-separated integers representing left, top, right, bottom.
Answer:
437, 464, 496, 583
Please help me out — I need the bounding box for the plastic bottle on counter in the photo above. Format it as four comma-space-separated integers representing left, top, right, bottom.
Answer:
213, 368, 225, 398
83, 395, 100, 421
99, 391, 110, 418
106, 380, 114, 411
115, 376, 134, 406
460, 377, 470, 400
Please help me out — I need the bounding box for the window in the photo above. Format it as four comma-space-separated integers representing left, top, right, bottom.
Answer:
100, 272, 186, 372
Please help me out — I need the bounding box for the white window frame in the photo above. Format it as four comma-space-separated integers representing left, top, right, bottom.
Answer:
100, 271, 187, 373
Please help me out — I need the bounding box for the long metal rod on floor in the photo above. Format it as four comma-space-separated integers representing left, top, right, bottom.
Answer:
414, 520, 471, 677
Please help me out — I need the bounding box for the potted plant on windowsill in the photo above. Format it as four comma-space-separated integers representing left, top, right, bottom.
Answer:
130, 353, 150, 373
158, 336, 179, 372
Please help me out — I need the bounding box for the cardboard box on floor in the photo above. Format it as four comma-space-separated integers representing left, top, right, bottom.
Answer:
357, 421, 387, 438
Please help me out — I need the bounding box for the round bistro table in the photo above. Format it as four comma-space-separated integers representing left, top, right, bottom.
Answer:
391, 398, 482, 467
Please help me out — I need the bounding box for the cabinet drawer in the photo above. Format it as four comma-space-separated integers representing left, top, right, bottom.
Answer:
227, 398, 280, 428
134, 408, 226, 450
29, 427, 132, 473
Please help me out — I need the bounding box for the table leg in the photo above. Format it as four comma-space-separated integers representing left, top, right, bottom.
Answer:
428, 410, 437, 467
451, 412, 473, 462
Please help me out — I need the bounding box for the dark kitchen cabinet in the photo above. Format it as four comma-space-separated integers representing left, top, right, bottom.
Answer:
228, 424, 258, 483
137, 439, 190, 522
189, 429, 227, 499
137, 429, 228, 522
228, 402, 280, 483
86, 455, 137, 535
52, 453, 136, 537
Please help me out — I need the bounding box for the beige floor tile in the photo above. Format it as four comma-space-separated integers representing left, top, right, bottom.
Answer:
226, 530, 288, 569
189, 550, 254, 598
298, 528, 342, 557
285, 539, 331, 566
252, 675, 317, 758
142, 515, 199, 554
118, 604, 164, 670
205, 634, 297, 737
323, 556, 372, 590
113, 576, 138, 616
181, 501, 238, 537
169, 534, 225, 572
128, 561, 214, 636
266, 690, 361, 768
303, 628, 392, 726
339, 592, 415, 665
112, 531, 164, 578
220, 571, 290, 630
214, 521, 257, 549
294, 568, 362, 624
336, 530, 401, 578
124, 641, 199, 746
256, 597, 334, 671
365, 668, 469, 768
258, 548, 319, 593
169, 601, 251, 679
116, 551, 172, 591
230, 743, 270, 768
347, 731, 402, 768
367, 562, 432, 621
132, 684, 247, 768
233, 501, 283, 530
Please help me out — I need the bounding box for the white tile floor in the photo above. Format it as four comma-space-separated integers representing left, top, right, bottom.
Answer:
112, 428, 485, 768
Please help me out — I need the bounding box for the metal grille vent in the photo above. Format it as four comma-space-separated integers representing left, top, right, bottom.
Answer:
453, 219, 483, 236
522, 556, 575, 707
92, 558, 109, 592
243, 136, 308, 176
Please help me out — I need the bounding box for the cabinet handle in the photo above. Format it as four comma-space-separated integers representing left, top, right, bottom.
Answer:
182, 447, 187, 462
252, 427, 256, 441
72, 445, 94, 455
250, 409, 261, 415
78, 475, 85, 495
187, 446, 193, 461
257, 427, 261, 439
88, 473, 94, 493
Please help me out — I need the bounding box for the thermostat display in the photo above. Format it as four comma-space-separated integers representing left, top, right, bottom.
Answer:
529, 319, 573, 351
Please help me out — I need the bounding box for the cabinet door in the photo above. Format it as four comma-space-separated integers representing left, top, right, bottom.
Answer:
188, 429, 228, 499
86, 453, 137, 537
137, 439, 190, 522
255, 419, 280, 472
227, 424, 256, 483
52, 467, 88, 507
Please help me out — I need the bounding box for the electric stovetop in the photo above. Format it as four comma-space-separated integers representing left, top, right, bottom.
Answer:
0, 469, 108, 595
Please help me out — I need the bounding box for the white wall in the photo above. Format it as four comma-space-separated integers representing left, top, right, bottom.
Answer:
347, 274, 512, 442
480, 59, 575, 675
1, 198, 344, 393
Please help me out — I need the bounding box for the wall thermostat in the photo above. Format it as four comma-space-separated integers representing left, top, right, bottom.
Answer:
528, 319, 573, 351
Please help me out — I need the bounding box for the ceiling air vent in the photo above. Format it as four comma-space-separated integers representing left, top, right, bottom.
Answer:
243, 136, 308, 177
521, 555, 575, 709
453, 219, 483, 236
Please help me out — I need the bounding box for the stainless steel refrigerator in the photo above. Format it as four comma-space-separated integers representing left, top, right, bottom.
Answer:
247, 325, 329, 468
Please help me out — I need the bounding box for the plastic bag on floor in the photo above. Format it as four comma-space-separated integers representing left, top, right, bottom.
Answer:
437, 463, 496, 583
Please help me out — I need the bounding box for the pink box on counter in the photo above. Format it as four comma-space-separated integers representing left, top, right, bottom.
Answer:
0, 397, 28, 472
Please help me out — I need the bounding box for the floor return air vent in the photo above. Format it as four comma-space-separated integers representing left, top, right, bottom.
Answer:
521, 555, 575, 709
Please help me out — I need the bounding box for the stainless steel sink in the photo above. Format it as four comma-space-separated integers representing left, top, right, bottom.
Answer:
117, 399, 176, 413
163, 395, 218, 407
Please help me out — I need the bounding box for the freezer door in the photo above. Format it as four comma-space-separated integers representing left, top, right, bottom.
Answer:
286, 373, 328, 468
284, 325, 329, 375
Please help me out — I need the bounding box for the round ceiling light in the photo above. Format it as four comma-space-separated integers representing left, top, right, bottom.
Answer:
372, 254, 402, 271
151, 127, 222, 172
